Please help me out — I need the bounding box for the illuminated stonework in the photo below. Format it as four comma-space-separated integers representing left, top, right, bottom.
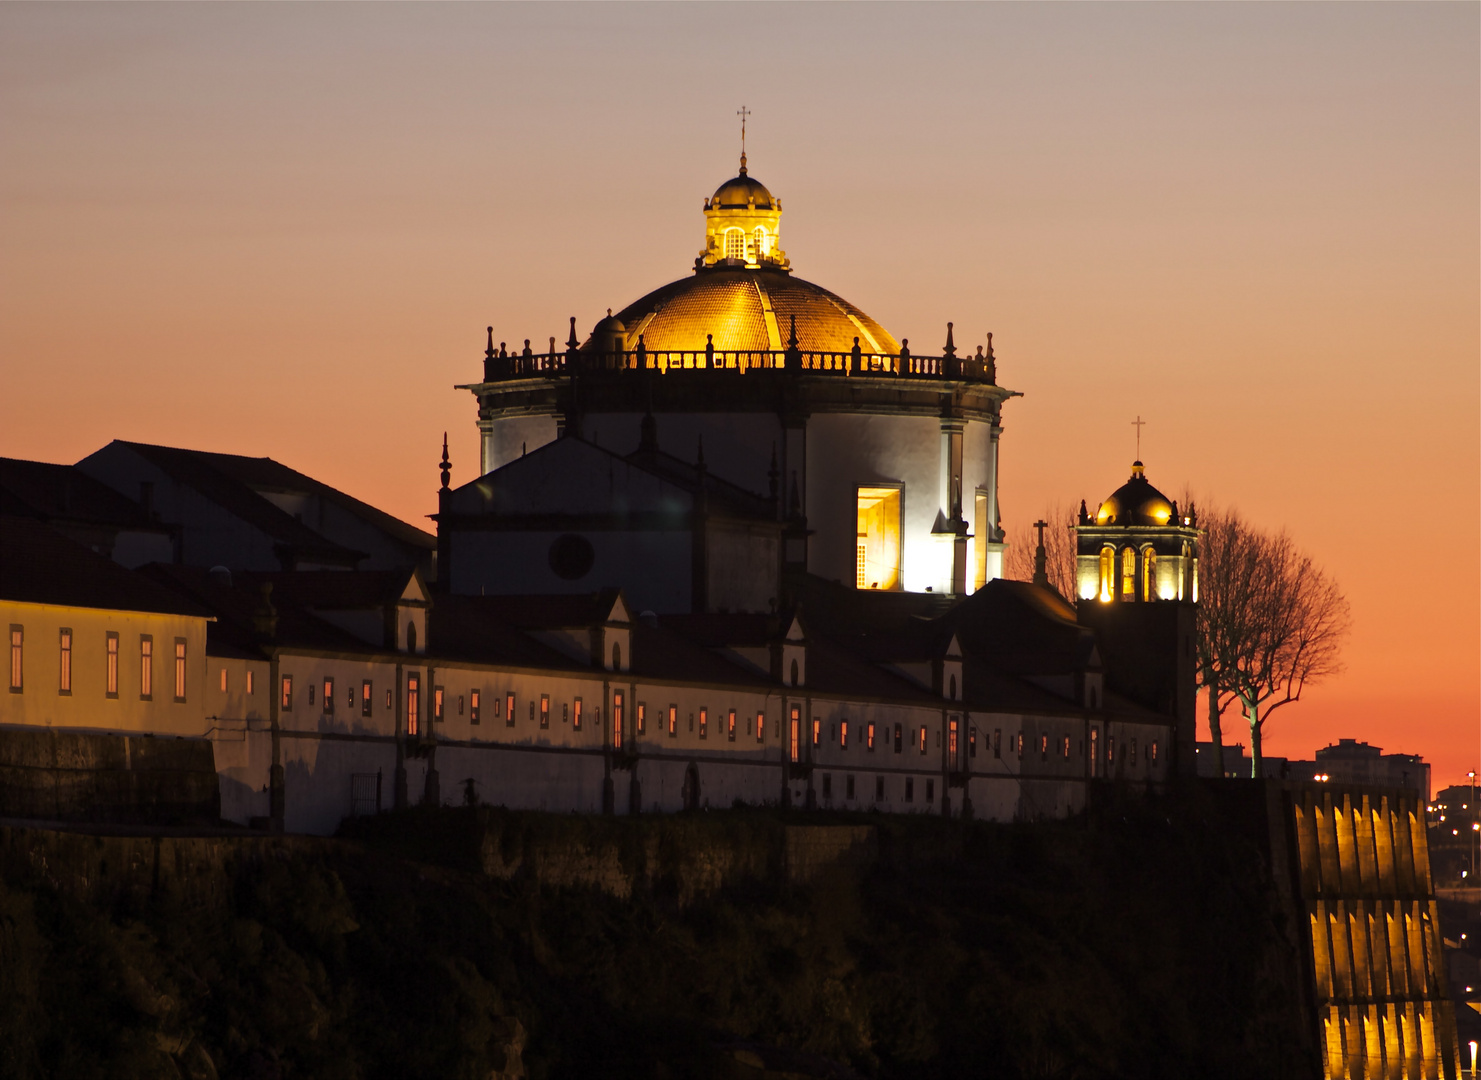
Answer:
1074, 461, 1199, 604
698, 155, 789, 271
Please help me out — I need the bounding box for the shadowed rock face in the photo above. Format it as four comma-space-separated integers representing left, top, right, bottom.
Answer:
0, 795, 1316, 1080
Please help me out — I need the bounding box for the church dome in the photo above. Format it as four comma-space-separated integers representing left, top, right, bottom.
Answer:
711, 173, 774, 210
1095, 462, 1175, 526
584, 268, 901, 355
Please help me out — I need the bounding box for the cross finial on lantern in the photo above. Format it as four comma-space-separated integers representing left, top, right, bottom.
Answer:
1131, 415, 1147, 461
737, 105, 751, 174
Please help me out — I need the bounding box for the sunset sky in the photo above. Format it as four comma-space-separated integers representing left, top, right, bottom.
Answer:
2, 4, 1476, 785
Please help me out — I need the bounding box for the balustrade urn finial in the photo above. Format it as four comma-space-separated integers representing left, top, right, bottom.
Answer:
567, 316, 579, 350
486, 327, 494, 358
439, 432, 451, 491
944, 322, 956, 358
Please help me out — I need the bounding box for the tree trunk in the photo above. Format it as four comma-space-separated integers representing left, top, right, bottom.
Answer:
1205, 676, 1225, 777
1248, 703, 1263, 779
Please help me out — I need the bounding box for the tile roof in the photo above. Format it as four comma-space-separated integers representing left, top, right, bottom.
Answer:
0, 457, 159, 529
0, 517, 206, 617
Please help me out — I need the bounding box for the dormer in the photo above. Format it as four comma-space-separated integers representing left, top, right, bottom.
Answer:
392, 569, 431, 654
770, 610, 807, 688
591, 592, 632, 672
935, 633, 964, 701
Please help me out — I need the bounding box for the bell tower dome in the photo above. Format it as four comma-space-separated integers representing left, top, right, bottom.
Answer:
1074, 460, 1200, 603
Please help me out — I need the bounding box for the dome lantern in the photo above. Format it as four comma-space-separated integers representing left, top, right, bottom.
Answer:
1074, 459, 1201, 604
699, 163, 789, 271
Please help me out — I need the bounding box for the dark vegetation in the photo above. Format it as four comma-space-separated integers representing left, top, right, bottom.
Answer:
0, 786, 1313, 1080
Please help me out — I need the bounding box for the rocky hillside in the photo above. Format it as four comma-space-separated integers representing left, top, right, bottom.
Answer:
0, 788, 1316, 1080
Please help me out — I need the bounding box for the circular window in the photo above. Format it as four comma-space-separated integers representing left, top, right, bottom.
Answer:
548, 534, 595, 580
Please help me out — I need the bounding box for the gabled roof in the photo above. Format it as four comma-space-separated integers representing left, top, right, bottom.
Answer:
426, 595, 594, 671
0, 457, 162, 530
0, 517, 206, 617
626, 621, 776, 688
658, 611, 785, 648
803, 635, 943, 704
461, 589, 630, 629
245, 569, 427, 612
624, 444, 774, 519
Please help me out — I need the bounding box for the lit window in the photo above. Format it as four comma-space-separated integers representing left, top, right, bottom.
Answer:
812, 717, 821, 747
790, 707, 801, 762
324, 677, 336, 715
698, 707, 706, 739
362, 680, 373, 717
1062, 735, 1070, 760
386, 688, 392, 710
540, 695, 550, 729
1040, 733, 1048, 761
470, 689, 481, 725
752, 226, 767, 258
1108, 734, 1115, 763
574, 698, 583, 731
949, 719, 958, 759
174, 640, 187, 702
59, 629, 72, 694
246, 669, 254, 695
407, 676, 420, 736
840, 719, 849, 749
919, 726, 927, 754
1121, 547, 1136, 599
856, 487, 902, 590
8, 626, 21, 692
724, 228, 746, 260
106, 632, 119, 696
219, 668, 228, 693
140, 636, 153, 699
281, 675, 293, 711
433, 686, 444, 722
613, 692, 624, 749
637, 702, 646, 735
727, 708, 736, 742
867, 722, 876, 751
1142, 548, 1157, 602
756, 710, 765, 743
1099, 546, 1115, 600
1151, 740, 1158, 764
506, 692, 516, 728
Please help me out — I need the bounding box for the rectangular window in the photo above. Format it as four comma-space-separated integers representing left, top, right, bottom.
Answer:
573, 698, 583, 731
971, 726, 979, 758
1151, 740, 1158, 764
362, 680, 373, 717
667, 705, 677, 737
308, 683, 315, 706
282, 675, 293, 711
8, 625, 21, 692
434, 686, 444, 722
1017, 733, 1024, 759
407, 675, 420, 737
637, 702, 646, 735
174, 640, 187, 702
948, 718, 958, 760
219, 667, 228, 693
727, 708, 736, 742
846, 774, 855, 800
139, 636, 153, 699
993, 728, 1001, 759
919, 725, 927, 754
755, 710, 765, 743
867, 722, 876, 751
1040, 734, 1048, 761
789, 706, 801, 762
875, 775, 885, 801
812, 717, 821, 747
324, 677, 336, 715
386, 688, 393, 710
246, 669, 255, 695
893, 723, 902, 754
822, 774, 832, 800
905, 778, 914, 802
540, 695, 550, 729
613, 692, 624, 749
59, 629, 72, 694
840, 719, 849, 749
106, 632, 119, 697
856, 486, 902, 591
1062, 735, 1070, 760
698, 707, 706, 739
458, 694, 464, 716
506, 691, 516, 727
470, 689, 481, 725
926, 778, 934, 803
348, 683, 355, 710
1108, 734, 1115, 763
1130, 737, 1138, 763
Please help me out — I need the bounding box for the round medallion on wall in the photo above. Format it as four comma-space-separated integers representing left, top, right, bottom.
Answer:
548, 534, 595, 580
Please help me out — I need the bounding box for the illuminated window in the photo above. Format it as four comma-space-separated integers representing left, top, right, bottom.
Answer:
506, 692, 516, 727
668, 704, 677, 737
1016, 733, 1024, 759
106, 632, 119, 697
1062, 735, 1070, 760
846, 774, 855, 800
867, 722, 876, 751
637, 702, 646, 735
812, 717, 821, 747
59, 629, 72, 694
613, 692, 624, 748
919, 726, 927, 754
756, 710, 765, 743
698, 707, 706, 739
974, 491, 991, 591
574, 698, 583, 731
724, 228, 746, 260
324, 677, 336, 715
753, 226, 767, 258
540, 695, 550, 729
790, 707, 801, 762
949, 719, 958, 759
1121, 547, 1136, 599
173, 640, 187, 702
282, 674, 293, 711
246, 669, 255, 695
1099, 546, 1115, 600
727, 708, 736, 742
1108, 734, 1115, 763
840, 719, 849, 749
8, 626, 21, 692
1142, 548, 1157, 601
1151, 741, 1158, 764
407, 676, 420, 737
137, 635, 153, 699
856, 487, 902, 590
219, 668, 228, 694
1090, 728, 1099, 775
433, 686, 444, 722
893, 723, 902, 754
471, 689, 481, 725
387, 688, 393, 710
1040, 733, 1048, 761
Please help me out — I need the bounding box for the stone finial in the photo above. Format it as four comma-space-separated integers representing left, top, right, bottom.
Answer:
486, 327, 495, 359
944, 322, 956, 358
1079, 499, 1089, 525
440, 433, 451, 491
567, 316, 579, 350
787, 313, 798, 349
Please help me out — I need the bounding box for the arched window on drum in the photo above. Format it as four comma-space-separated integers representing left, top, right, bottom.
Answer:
724, 228, 746, 261
753, 226, 768, 259
1120, 547, 1137, 600
1142, 547, 1157, 601
1098, 546, 1115, 601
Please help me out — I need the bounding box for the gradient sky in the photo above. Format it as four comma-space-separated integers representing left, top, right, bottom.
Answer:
2, 4, 1476, 786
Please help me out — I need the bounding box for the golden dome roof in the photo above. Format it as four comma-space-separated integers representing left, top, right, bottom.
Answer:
584, 268, 901, 355
711, 173, 775, 210
1094, 462, 1175, 527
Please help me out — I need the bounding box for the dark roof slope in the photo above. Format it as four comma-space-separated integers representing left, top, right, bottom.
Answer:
463, 590, 626, 629
0, 517, 205, 617
0, 457, 159, 528
939, 579, 1097, 677
428, 595, 593, 671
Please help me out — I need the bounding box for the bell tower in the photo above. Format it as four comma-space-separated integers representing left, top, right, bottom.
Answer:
1074, 460, 1200, 604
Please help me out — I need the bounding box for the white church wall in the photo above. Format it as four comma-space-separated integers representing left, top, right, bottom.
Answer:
583, 411, 785, 496
805, 413, 945, 594
705, 520, 780, 613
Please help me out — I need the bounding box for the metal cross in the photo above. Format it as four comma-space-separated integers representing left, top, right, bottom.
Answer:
1131, 415, 1146, 459
737, 105, 751, 155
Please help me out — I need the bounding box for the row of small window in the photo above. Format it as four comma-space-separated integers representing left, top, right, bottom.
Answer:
818, 772, 937, 805
8, 626, 186, 702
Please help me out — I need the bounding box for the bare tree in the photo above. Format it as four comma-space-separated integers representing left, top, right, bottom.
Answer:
1004, 502, 1077, 599
1193, 506, 1352, 778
